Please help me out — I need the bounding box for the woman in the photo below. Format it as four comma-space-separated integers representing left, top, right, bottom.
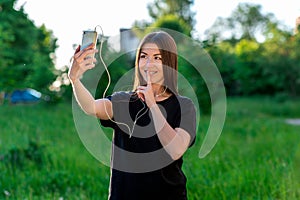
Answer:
69, 30, 196, 200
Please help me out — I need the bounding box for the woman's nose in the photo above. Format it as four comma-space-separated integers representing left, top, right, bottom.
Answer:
145, 57, 155, 67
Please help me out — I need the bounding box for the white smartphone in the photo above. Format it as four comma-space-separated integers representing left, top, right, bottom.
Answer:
80, 30, 98, 59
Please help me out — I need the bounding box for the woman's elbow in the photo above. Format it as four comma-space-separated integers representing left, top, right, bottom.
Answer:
168, 129, 190, 160
169, 150, 185, 161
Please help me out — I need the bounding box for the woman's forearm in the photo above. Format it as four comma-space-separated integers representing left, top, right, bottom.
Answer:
71, 80, 97, 116
150, 104, 190, 160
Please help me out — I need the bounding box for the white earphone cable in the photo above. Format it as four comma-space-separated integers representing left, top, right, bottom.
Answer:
96, 25, 148, 138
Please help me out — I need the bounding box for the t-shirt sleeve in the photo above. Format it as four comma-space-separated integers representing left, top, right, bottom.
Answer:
178, 97, 197, 147
99, 92, 132, 129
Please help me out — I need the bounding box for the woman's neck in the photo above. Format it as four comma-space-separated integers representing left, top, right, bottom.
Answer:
152, 84, 170, 100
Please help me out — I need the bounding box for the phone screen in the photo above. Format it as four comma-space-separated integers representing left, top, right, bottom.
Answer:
80, 30, 98, 51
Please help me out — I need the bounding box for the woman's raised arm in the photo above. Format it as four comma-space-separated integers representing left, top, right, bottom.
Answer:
68, 44, 113, 120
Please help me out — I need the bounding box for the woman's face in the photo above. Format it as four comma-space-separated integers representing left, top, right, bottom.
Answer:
138, 43, 164, 85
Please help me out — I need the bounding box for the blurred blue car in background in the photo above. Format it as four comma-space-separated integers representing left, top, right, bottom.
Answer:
10, 88, 42, 104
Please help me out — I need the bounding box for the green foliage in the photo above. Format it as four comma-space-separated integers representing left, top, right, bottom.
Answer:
233, 39, 265, 95
205, 42, 240, 96
151, 14, 192, 37
207, 35, 300, 97
205, 2, 273, 42
0, 0, 58, 94
147, 0, 195, 27
230, 3, 271, 40
260, 28, 300, 97
95, 51, 135, 99
81, 39, 136, 99
177, 41, 212, 115
133, 0, 195, 36
147, 0, 195, 31
204, 2, 300, 97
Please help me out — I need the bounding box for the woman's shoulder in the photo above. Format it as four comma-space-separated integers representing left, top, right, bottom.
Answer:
109, 91, 135, 102
174, 95, 197, 113
175, 95, 195, 105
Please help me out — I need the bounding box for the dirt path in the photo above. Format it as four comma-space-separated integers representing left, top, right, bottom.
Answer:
285, 119, 300, 126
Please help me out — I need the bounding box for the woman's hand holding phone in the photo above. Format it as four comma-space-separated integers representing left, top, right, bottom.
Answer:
68, 44, 98, 83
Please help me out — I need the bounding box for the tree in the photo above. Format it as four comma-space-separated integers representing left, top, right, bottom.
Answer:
150, 14, 191, 37
260, 24, 300, 97
133, 0, 195, 36
204, 3, 274, 43
0, 0, 58, 94
203, 2, 300, 97
148, 0, 195, 29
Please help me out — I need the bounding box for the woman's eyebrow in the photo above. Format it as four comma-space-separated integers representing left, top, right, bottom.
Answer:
140, 51, 161, 56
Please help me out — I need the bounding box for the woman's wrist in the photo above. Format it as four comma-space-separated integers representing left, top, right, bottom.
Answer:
69, 76, 79, 85
149, 103, 161, 117
149, 103, 167, 134
149, 103, 158, 110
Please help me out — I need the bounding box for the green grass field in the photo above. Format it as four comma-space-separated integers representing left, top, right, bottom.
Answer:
1, 97, 300, 199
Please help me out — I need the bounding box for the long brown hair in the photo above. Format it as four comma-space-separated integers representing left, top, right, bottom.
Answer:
133, 31, 178, 95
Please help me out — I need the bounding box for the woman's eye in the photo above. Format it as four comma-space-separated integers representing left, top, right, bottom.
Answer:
140, 54, 146, 59
155, 56, 162, 60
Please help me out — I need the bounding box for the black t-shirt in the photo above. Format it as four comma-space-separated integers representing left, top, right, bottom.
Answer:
100, 91, 196, 200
